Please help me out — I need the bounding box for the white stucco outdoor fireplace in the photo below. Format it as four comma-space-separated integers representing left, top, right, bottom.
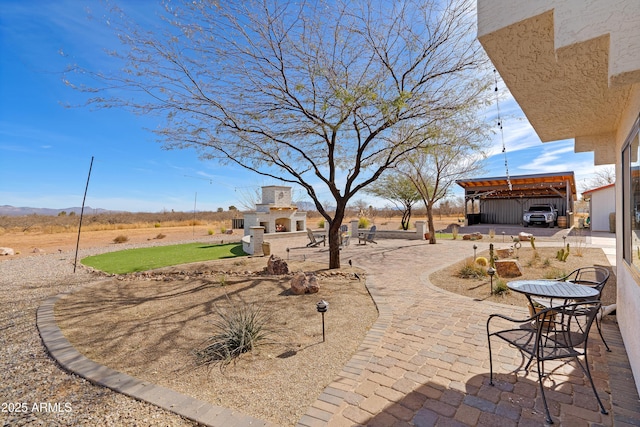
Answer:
242, 186, 307, 254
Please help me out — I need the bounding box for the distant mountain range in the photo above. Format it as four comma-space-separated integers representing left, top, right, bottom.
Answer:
0, 205, 114, 216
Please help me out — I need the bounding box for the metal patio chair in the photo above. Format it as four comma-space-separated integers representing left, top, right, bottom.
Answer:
487, 301, 608, 424
532, 266, 611, 351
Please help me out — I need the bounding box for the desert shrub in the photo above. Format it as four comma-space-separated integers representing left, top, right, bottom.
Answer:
208, 229, 215, 235
194, 301, 272, 369
526, 250, 540, 267
543, 268, 566, 280
542, 258, 551, 267
220, 226, 227, 233
458, 259, 487, 279
358, 217, 370, 229
475, 256, 488, 266
113, 235, 129, 244
318, 219, 325, 228
154, 222, 161, 228
488, 228, 495, 239
155, 233, 166, 239
492, 279, 509, 295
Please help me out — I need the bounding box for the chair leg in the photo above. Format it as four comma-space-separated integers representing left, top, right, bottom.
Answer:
576, 356, 609, 415
488, 346, 493, 385
536, 359, 554, 424
487, 332, 495, 386
596, 314, 611, 352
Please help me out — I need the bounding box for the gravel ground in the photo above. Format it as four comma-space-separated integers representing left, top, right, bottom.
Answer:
0, 243, 201, 427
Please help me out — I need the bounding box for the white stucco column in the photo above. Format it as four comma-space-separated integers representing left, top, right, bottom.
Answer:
415, 221, 426, 239
250, 226, 264, 256
350, 220, 359, 238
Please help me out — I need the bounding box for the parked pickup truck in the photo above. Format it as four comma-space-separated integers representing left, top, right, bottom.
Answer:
523, 204, 558, 227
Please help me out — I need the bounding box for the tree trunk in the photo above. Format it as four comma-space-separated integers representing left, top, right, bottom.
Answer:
426, 204, 436, 244
328, 206, 346, 269
401, 207, 411, 230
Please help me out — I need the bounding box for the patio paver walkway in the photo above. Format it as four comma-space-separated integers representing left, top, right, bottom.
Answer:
292, 236, 640, 426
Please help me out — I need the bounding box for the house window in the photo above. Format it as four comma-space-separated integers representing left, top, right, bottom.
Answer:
623, 114, 640, 274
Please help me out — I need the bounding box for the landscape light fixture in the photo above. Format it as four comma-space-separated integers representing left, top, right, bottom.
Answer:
502, 231, 505, 242
487, 267, 496, 295
473, 244, 478, 260
316, 300, 329, 342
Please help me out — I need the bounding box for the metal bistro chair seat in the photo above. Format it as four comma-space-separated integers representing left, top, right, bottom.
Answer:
487, 301, 607, 424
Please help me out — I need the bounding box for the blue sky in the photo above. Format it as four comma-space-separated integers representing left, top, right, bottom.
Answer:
0, 1, 604, 213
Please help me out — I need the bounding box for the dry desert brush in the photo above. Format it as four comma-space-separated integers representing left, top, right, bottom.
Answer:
194, 299, 274, 369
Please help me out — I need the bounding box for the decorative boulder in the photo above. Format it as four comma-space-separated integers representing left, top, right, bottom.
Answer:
306, 275, 320, 293
0, 247, 14, 256
462, 232, 483, 240
518, 232, 533, 241
266, 255, 289, 275
496, 248, 513, 259
290, 272, 320, 295
495, 259, 523, 278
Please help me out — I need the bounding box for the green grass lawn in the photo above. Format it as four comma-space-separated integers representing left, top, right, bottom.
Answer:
434, 232, 455, 239
82, 242, 246, 274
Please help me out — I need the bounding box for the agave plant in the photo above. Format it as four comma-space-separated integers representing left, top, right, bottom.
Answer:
194, 298, 273, 370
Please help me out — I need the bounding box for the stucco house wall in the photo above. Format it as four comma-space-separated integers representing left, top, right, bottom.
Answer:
477, 0, 640, 395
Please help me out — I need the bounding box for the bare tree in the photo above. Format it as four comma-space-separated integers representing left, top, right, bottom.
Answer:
235, 187, 262, 212
66, 0, 489, 268
586, 166, 616, 190
365, 172, 421, 230
400, 116, 486, 243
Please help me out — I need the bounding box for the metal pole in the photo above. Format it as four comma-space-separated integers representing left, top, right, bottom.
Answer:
193, 192, 197, 238
321, 312, 325, 342
73, 156, 94, 273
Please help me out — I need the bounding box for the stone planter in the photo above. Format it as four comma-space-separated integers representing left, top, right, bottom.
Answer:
528, 303, 556, 326
262, 242, 271, 256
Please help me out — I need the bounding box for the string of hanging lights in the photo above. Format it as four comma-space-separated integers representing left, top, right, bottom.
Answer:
494, 69, 512, 191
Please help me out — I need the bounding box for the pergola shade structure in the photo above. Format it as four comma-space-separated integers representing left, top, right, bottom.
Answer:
456, 172, 576, 225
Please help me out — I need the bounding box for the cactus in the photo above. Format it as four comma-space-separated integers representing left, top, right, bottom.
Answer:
475, 256, 488, 266
489, 243, 495, 268
556, 243, 571, 262
530, 236, 536, 250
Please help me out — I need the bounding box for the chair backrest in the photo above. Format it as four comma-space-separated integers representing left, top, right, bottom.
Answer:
536, 301, 601, 358
367, 225, 377, 237
564, 266, 610, 293
306, 228, 316, 242
340, 224, 348, 233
